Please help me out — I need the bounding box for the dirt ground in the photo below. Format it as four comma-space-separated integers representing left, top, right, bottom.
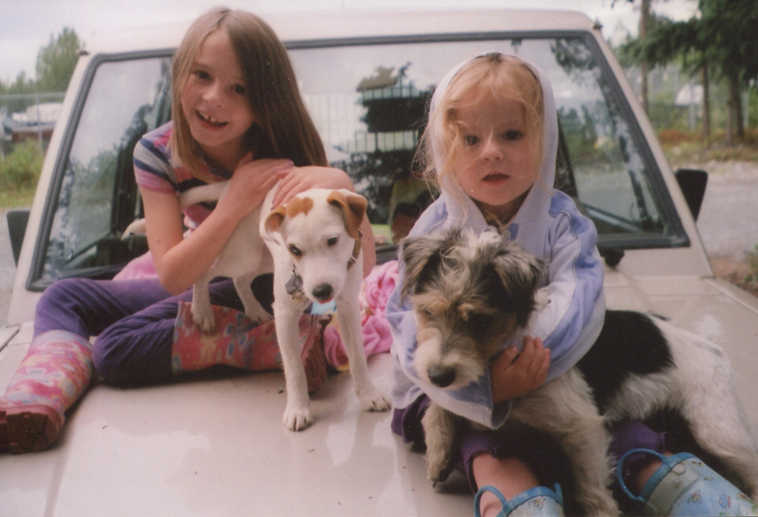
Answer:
709, 255, 758, 297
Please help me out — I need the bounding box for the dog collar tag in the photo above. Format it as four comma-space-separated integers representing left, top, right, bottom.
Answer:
286, 271, 303, 296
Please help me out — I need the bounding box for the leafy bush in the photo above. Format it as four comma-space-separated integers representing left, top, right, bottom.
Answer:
0, 140, 44, 191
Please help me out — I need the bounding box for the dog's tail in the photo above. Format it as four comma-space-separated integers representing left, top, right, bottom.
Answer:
179, 182, 227, 209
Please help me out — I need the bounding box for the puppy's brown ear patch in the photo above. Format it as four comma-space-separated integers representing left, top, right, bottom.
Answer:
327, 190, 367, 239
265, 206, 287, 233
286, 196, 314, 218
265, 197, 314, 233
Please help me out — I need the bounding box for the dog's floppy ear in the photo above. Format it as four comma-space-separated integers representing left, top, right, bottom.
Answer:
264, 206, 287, 233
327, 190, 367, 239
492, 242, 546, 326
400, 231, 450, 298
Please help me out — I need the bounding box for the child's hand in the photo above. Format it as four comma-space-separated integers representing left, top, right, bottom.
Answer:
223, 156, 292, 218
273, 166, 353, 207
490, 336, 550, 403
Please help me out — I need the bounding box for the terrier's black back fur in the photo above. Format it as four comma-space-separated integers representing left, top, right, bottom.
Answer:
578, 310, 674, 412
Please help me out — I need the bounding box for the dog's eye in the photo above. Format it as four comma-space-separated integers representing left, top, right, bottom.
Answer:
418, 307, 434, 320
288, 244, 302, 257
441, 255, 458, 269
327, 236, 338, 247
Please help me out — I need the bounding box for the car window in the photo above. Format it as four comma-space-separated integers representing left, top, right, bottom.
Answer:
32, 56, 171, 287
288, 35, 686, 258
32, 33, 687, 286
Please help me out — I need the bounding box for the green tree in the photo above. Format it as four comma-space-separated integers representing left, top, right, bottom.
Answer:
611, 0, 654, 112
35, 27, 84, 92
0, 70, 35, 94
698, 0, 758, 142
620, 15, 712, 138
622, 0, 758, 144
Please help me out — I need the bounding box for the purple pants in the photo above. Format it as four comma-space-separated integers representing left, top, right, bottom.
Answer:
34, 275, 272, 386
392, 395, 666, 492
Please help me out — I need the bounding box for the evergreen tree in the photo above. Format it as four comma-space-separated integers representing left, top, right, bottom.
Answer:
35, 27, 84, 92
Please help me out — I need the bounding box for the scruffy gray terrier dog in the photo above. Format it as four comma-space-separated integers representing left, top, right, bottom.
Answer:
400, 227, 758, 516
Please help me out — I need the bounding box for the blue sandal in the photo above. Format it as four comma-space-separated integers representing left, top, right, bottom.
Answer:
474, 484, 564, 517
617, 448, 758, 516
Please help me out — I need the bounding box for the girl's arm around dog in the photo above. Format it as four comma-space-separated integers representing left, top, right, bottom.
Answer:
142, 157, 290, 295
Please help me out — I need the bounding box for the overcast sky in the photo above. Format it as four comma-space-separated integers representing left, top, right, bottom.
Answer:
0, 0, 698, 84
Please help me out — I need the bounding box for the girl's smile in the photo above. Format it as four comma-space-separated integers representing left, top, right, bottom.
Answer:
181, 29, 255, 169
195, 110, 229, 128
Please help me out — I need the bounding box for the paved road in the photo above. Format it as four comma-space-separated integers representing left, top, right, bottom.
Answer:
1, 162, 757, 326
692, 161, 758, 258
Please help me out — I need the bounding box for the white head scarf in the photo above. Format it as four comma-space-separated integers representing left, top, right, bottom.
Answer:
427, 52, 559, 258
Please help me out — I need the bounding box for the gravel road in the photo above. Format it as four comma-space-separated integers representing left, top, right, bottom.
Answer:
2, 161, 757, 326
687, 161, 758, 259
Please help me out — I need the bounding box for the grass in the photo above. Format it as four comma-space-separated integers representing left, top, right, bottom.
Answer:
0, 140, 44, 210
0, 188, 35, 210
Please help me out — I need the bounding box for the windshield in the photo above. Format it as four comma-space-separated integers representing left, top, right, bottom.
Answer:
289, 35, 685, 257
33, 55, 170, 287
31, 33, 685, 287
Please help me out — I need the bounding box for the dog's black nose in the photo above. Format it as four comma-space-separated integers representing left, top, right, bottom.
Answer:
428, 366, 455, 388
312, 283, 333, 302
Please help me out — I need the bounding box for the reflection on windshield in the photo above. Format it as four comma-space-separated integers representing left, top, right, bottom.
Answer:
36, 34, 686, 285
38, 58, 170, 285
289, 36, 683, 251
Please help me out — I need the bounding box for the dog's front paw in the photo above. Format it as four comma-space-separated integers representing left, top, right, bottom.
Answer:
358, 388, 391, 412
426, 447, 453, 485
422, 404, 456, 486
191, 304, 216, 334
282, 404, 313, 432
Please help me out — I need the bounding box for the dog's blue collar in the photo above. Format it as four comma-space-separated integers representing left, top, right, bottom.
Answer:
308, 300, 337, 315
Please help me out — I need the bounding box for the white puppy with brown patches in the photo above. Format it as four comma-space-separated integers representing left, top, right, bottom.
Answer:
261, 187, 390, 430
181, 183, 390, 431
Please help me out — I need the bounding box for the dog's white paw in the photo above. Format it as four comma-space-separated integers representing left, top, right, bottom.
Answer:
358, 388, 391, 412
425, 447, 452, 485
191, 305, 216, 333
282, 405, 313, 432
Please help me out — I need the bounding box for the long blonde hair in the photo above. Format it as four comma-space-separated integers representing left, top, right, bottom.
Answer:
417, 53, 544, 197
170, 7, 326, 178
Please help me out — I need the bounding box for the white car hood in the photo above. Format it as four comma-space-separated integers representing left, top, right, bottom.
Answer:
2, 270, 757, 516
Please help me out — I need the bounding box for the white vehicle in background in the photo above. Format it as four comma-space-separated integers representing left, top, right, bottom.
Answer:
2, 102, 62, 142
2, 8, 757, 516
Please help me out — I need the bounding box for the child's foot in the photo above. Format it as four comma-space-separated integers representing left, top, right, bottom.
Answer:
0, 403, 62, 453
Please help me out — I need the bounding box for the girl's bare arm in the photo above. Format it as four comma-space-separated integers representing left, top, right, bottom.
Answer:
143, 158, 290, 294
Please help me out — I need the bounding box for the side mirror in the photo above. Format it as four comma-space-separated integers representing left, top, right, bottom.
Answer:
674, 168, 708, 221
6, 208, 30, 265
